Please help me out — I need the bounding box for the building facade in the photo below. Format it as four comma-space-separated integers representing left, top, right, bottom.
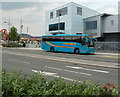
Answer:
118, 1, 120, 34
45, 2, 119, 41
84, 14, 119, 41
45, 2, 99, 35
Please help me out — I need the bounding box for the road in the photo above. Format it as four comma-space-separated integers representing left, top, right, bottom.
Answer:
2, 48, 119, 86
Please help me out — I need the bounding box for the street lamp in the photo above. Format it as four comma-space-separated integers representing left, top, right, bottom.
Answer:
27, 27, 29, 47
58, 10, 61, 34
20, 20, 23, 34
4, 19, 11, 42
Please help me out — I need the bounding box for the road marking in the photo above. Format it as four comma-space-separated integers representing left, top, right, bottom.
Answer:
45, 66, 92, 76
8, 58, 30, 64
66, 66, 109, 73
100, 56, 119, 59
32, 70, 57, 75
32, 69, 82, 83
3, 50, 119, 69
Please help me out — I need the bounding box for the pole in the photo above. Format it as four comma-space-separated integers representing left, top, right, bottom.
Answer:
20, 20, 23, 34
27, 27, 29, 47
7, 19, 11, 42
4, 19, 11, 43
58, 11, 61, 34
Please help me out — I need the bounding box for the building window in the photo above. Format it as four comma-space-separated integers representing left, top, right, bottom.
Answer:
77, 7, 82, 15
49, 22, 65, 31
110, 20, 114, 25
50, 12, 53, 19
56, 7, 68, 17
85, 21, 97, 30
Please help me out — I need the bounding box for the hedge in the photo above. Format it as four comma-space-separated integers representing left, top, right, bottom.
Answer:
2, 43, 23, 47
1, 70, 119, 96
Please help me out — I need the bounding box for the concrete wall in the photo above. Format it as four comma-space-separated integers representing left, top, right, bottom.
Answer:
118, 1, 120, 32
45, 3, 70, 35
83, 15, 101, 38
71, 3, 99, 34
104, 15, 118, 33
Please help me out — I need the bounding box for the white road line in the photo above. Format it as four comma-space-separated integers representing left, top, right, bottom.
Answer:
8, 58, 30, 64
32, 69, 82, 83
66, 66, 109, 74
32, 70, 57, 75
45, 66, 92, 76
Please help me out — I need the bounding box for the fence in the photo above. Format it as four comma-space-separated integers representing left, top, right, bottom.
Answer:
95, 42, 119, 53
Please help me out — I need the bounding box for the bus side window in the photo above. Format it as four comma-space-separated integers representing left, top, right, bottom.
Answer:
64, 36, 72, 41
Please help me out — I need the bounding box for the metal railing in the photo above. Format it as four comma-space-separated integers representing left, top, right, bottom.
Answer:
95, 42, 119, 53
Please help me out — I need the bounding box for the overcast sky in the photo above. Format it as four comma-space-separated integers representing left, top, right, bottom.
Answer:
1, 0, 119, 36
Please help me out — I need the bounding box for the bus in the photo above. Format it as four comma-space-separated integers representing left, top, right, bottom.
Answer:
41, 34, 97, 54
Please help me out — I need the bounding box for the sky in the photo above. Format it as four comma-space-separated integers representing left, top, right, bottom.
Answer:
1, 0, 119, 36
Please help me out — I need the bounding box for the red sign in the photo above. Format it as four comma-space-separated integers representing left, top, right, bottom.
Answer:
0, 29, 8, 41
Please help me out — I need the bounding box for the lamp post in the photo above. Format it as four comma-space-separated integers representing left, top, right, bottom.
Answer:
58, 10, 61, 34
20, 20, 23, 34
27, 27, 29, 47
4, 19, 11, 43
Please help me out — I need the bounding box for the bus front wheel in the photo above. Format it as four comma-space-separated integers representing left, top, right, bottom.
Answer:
74, 48, 79, 54
50, 47, 54, 52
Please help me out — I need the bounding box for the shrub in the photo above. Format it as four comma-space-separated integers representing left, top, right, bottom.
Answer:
2, 43, 23, 47
2, 70, 119, 96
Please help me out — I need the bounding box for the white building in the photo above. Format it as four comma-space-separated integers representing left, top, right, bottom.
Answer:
84, 14, 119, 41
45, 2, 99, 35
45, 2, 119, 41
118, 1, 120, 32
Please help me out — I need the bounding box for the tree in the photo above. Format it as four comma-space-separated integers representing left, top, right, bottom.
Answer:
9, 26, 19, 41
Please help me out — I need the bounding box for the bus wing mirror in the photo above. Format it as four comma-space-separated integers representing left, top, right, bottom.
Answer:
93, 38, 97, 42
85, 37, 88, 43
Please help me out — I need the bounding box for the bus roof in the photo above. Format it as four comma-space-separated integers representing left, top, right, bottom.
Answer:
42, 34, 92, 37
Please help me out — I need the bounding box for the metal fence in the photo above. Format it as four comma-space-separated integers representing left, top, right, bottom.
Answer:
95, 42, 119, 53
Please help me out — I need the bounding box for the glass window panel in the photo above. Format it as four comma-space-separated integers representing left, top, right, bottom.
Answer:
77, 7, 82, 15
56, 7, 68, 17
50, 12, 53, 19
85, 21, 97, 30
49, 22, 65, 31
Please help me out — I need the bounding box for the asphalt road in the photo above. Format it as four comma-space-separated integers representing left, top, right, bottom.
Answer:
2, 48, 119, 86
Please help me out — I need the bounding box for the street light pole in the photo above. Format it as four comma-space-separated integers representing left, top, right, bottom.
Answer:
4, 19, 11, 42
20, 20, 23, 34
27, 27, 29, 47
58, 10, 61, 34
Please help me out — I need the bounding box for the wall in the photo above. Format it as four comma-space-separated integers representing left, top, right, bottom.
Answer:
103, 15, 118, 33
118, 1, 120, 32
83, 15, 101, 38
45, 3, 72, 35
71, 3, 99, 34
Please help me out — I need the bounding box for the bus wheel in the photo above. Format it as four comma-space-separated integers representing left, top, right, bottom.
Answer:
50, 47, 54, 52
74, 48, 79, 54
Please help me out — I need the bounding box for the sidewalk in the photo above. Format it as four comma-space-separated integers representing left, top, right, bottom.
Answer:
7, 47, 119, 56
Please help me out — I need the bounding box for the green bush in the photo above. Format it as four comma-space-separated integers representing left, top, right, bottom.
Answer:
2, 70, 119, 96
2, 43, 23, 47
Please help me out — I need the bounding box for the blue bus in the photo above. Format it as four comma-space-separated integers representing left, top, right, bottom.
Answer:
41, 34, 97, 54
